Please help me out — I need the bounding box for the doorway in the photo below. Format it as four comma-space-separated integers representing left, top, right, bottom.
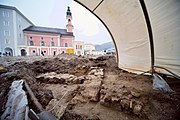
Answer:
4, 47, 13, 56
21, 49, 26, 56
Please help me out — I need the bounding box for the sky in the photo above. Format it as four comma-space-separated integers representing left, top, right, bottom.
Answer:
0, 0, 112, 44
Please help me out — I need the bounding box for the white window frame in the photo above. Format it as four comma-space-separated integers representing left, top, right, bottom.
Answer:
3, 21, 9, 26
4, 30, 10, 36
5, 39, 10, 44
3, 11, 9, 17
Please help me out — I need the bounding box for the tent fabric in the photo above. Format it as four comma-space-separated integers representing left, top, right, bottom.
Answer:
144, 0, 180, 76
74, 0, 180, 76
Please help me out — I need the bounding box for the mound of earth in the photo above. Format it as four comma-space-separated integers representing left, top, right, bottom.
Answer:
0, 54, 179, 120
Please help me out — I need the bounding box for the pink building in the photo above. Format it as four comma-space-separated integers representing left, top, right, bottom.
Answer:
23, 6, 74, 56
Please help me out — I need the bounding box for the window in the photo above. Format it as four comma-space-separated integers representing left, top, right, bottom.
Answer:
65, 43, 68, 47
5, 39, 10, 44
30, 36, 32, 39
4, 30, 10, 36
51, 41, 54, 46
30, 41, 34, 46
44, 51, 46, 53
3, 21, 9, 26
3, 11, 9, 17
51, 38, 54, 46
77, 45, 82, 49
19, 25, 21, 29
41, 41, 45, 46
32, 50, 36, 53
41, 37, 44, 40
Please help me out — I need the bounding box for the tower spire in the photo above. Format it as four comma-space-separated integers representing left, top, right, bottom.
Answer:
66, 6, 73, 32
66, 6, 71, 16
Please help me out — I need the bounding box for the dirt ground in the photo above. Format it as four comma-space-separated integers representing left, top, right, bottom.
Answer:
0, 54, 180, 120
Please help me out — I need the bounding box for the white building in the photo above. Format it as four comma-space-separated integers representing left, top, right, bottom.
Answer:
87, 50, 105, 56
84, 43, 105, 56
105, 48, 116, 54
84, 43, 95, 55
74, 41, 84, 56
0, 4, 33, 56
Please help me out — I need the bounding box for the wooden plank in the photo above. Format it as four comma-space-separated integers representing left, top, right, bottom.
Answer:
24, 80, 43, 111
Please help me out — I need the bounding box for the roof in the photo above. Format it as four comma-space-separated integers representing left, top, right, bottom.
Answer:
0, 4, 34, 25
23, 26, 74, 36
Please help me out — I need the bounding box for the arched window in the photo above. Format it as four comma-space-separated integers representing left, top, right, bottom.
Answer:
30, 41, 34, 46
65, 43, 68, 47
51, 41, 54, 46
41, 41, 45, 46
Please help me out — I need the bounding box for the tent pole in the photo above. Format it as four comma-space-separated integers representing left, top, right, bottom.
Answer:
139, 0, 155, 75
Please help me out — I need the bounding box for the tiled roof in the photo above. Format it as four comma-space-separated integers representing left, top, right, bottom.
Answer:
0, 4, 34, 25
23, 26, 74, 36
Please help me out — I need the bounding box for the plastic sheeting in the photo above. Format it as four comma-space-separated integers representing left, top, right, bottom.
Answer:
153, 73, 173, 93
1, 80, 28, 120
74, 0, 180, 76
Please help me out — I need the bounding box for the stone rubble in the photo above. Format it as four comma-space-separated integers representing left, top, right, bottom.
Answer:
0, 55, 179, 120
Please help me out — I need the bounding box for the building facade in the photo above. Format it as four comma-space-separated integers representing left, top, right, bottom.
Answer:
74, 41, 84, 56
84, 43, 95, 55
0, 5, 33, 56
24, 26, 74, 56
0, 5, 76, 56
23, 6, 74, 56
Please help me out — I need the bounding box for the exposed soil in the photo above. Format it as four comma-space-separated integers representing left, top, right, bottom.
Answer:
0, 54, 180, 120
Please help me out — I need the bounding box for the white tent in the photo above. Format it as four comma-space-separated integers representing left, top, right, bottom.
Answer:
74, 0, 180, 77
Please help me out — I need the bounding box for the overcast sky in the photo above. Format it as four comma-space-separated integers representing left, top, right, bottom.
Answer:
0, 0, 112, 44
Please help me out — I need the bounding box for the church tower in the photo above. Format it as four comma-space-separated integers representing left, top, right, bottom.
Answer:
66, 6, 73, 32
